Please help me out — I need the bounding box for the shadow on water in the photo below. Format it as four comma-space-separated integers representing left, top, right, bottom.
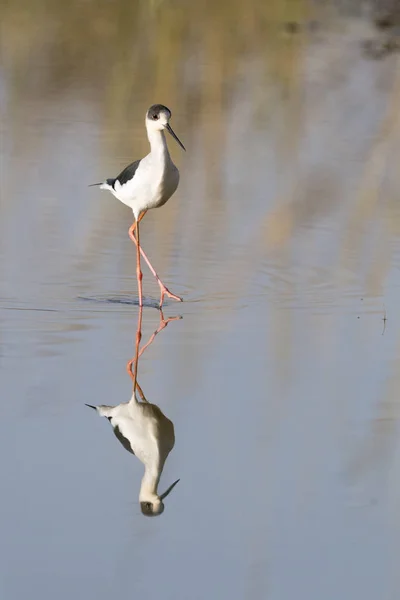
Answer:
85, 307, 182, 517
78, 295, 162, 310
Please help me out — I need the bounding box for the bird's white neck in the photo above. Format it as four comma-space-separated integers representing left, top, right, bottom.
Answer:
139, 461, 163, 500
146, 128, 171, 163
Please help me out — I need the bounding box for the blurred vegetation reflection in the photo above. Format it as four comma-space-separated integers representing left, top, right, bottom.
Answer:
2, 0, 400, 316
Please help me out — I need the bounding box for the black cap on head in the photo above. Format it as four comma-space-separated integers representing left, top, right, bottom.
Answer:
146, 105, 185, 150
147, 104, 171, 121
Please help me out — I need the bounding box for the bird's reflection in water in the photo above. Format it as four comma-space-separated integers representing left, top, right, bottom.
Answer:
86, 307, 181, 517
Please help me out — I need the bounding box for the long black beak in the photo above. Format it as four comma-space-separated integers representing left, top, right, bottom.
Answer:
85, 404, 97, 410
160, 478, 180, 500
166, 124, 186, 151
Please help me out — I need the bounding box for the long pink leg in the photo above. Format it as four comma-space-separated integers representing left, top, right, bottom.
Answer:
135, 217, 143, 308
128, 212, 182, 308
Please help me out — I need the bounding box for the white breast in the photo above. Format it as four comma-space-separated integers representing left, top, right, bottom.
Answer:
152, 164, 179, 208
112, 158, 180, 216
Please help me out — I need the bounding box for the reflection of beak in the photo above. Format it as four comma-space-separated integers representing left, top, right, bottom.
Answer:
160, 478, 180, 500
166, 124, 186, 151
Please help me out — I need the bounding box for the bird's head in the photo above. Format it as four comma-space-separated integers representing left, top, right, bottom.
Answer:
145, 104, 185, 151
139, 478, 180, 517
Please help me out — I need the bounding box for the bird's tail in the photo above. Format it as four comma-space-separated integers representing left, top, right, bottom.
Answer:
89, 178, 115, 190
85, 403, 115, 418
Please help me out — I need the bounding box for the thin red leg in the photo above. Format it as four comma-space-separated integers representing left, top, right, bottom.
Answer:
128, 212, 182, 308
135, 217, 143, 308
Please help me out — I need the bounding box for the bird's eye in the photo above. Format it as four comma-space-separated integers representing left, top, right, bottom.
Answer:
153, 114, 159, 120
145, 502, 152, 510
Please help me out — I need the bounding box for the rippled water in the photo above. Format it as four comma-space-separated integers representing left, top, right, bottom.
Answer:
2, 1, 400, 599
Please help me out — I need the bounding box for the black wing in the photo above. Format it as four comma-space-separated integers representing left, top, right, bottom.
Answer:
112, 424, 135, 455
115, 159, 141, 186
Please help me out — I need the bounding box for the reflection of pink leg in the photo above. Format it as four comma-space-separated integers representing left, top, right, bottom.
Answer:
128, 213, 183, 308
126, 358, 146, 402
126, 310, 181, 397
129, 305, 143, 394
137, 311, 182, 358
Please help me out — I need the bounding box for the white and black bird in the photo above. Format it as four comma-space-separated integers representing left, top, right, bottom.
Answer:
86, 393, 179, 517
90, 104, 186, 308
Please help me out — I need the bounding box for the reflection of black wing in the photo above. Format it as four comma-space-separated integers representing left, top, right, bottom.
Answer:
115, 159, 141, 186
107, 418, 135, 455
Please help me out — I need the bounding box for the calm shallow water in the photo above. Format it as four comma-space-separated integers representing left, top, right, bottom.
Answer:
2, 2, 400, 599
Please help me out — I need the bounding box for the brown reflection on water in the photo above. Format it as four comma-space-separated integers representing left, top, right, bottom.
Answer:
4, 0, 400, 304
